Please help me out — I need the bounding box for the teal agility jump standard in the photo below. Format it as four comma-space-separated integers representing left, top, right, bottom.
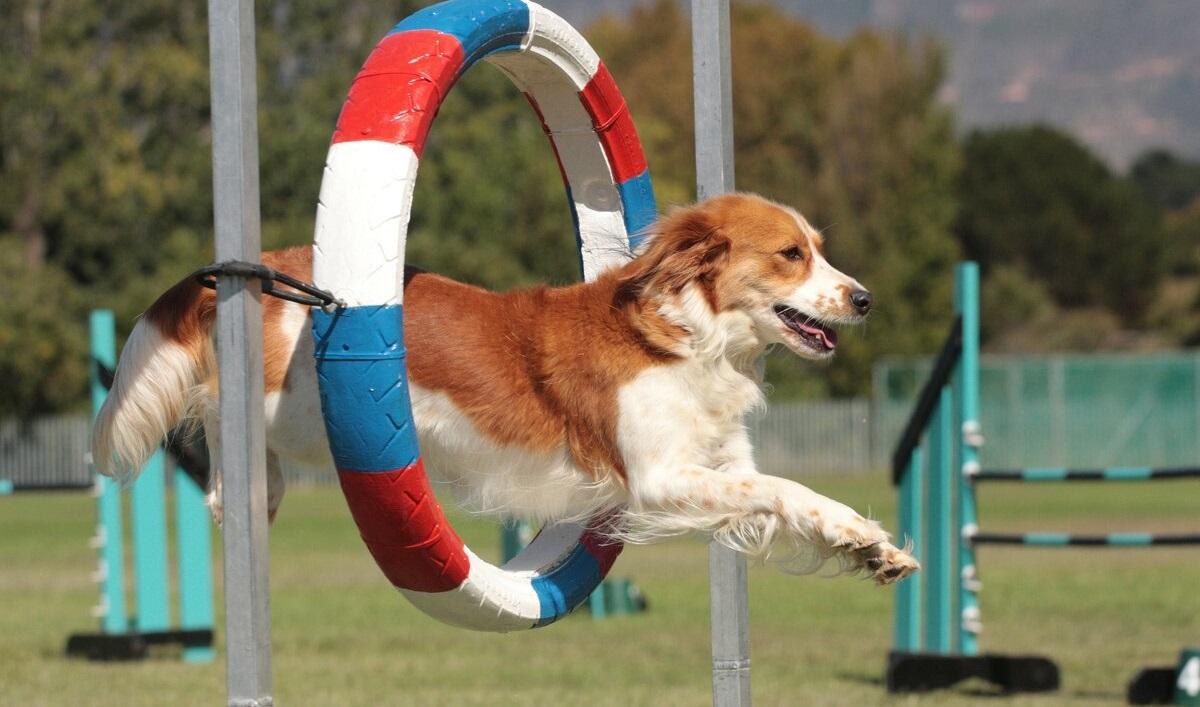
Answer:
65, 310, 214, 662
974, 467, 1200, 482
887, 260, 1199, 698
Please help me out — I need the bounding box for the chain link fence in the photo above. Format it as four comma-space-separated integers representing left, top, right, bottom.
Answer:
0, 415, 92, 489
1, 400, 878, 490
9, 352, 1198, 490
875, 351, 1200, 469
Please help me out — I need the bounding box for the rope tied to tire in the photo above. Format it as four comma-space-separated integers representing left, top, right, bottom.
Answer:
194, 260, 345, 312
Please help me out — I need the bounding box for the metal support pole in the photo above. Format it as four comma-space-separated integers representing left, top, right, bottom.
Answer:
207, 0, 272, 704
955, 263, 982, 655
693, 2, 750, 705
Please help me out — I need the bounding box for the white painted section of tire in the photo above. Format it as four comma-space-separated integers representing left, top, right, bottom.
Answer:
312, 141, 418, 307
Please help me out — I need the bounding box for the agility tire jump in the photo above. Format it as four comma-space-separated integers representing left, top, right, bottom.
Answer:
310, 0, 655, 632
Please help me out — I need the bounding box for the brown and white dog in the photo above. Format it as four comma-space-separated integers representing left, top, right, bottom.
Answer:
92, 193, 918, 584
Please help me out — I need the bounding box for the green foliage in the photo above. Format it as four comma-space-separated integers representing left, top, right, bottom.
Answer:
1130, 149, 1200, 211
0, 0, 420, 415
1, 0, 963, 414
6, 1, 1191, 416
1163, 201, 1200, 276
1, 1, 214, 414
957, 125, 1168, 320
0, 238, 88, 416
977, 264, 1054, 346
406, 68, 578, 288
1130, 149, 1200, 275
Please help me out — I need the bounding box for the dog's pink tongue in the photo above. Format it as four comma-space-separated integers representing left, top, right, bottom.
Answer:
798, 320, 837, 349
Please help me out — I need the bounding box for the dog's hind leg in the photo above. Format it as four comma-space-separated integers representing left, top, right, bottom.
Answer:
202, 411, 285, 526
266, 451, 285, 523
626, 466, 919, 584
203, 409, 223, 526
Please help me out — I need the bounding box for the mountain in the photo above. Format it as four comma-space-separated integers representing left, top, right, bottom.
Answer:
544, 0, 1200, 169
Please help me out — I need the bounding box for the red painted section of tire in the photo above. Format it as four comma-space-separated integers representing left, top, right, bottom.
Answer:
338, 462, 471, 592
577, 510, 624, 575
579, 63, 648, 183
331, 30, 466, 156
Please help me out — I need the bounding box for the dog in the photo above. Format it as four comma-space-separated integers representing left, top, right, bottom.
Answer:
91, 192, 918, 584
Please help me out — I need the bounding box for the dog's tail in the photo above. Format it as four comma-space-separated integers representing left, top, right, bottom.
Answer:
91, 278, 216, 483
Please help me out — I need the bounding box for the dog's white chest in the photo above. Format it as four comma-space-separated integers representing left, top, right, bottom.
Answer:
616, 357, 762, 473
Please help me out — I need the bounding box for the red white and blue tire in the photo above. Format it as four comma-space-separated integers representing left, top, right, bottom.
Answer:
310, 0, 655, 631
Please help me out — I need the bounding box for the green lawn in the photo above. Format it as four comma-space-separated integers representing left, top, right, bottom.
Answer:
2, 474, 1197, 706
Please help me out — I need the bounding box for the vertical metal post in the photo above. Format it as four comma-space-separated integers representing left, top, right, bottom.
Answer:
207, 0, 272, 703
693, 2, 749, 705
176, 466, 216, 663
955, 263, 981, 655
924, 387, 953, 653
131, 449, 170, 632
893, 446, 924, 651
90, 310, 128, 635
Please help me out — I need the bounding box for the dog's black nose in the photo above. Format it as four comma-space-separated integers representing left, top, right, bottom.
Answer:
850, 289, 873, 314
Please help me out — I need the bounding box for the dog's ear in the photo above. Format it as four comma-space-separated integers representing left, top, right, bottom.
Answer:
616, 206, 731, 305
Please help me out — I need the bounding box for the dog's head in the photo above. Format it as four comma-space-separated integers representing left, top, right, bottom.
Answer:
620, 193, 871, 361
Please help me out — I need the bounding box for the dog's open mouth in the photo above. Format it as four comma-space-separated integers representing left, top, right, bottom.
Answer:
774, 305, 838, 351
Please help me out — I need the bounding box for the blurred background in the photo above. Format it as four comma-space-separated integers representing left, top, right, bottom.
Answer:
3, 0, 1200, 443
2, 1, 1199, 704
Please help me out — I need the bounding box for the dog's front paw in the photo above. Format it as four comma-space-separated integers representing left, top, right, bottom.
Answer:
853, 542, 920, 585
824, 507, 890, 551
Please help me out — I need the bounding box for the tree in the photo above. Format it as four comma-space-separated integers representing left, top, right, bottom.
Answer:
1, 0, 964, 413
1130, 149, 1200, 211
0, 0, 419, 414
1130, 149, 1200, 275
957, 125, 1168, 319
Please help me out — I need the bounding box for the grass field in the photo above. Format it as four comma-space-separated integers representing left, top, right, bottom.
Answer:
2, 473, 1197, 706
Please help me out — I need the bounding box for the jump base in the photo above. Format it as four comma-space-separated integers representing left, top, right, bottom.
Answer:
886, 651, 1060, 694
1127, 667, 1182, 705
65, 629, 214, 661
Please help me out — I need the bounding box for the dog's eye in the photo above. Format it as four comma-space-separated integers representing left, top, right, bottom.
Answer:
780, 246, 804, 261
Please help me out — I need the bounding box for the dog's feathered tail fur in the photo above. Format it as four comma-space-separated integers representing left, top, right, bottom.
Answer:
91, 284, 214, 483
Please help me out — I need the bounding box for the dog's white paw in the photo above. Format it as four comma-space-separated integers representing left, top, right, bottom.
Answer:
821, 508, 919, 584
853, 542, 920, 585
